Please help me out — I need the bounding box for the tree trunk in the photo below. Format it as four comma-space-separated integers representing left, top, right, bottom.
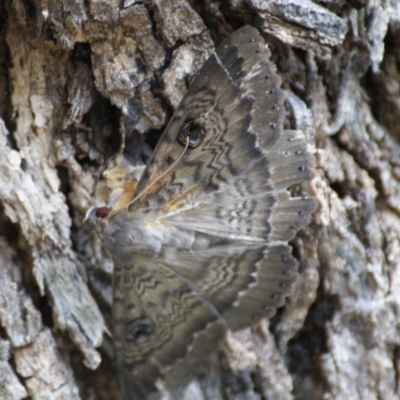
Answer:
1, 0, 399, 399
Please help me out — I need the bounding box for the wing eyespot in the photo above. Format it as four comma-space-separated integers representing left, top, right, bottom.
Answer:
126, 318, 154, 342
178, 121, 205, 148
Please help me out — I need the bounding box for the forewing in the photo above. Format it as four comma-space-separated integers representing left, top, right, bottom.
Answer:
113, 260, 226, 400
130, 25, 285, 213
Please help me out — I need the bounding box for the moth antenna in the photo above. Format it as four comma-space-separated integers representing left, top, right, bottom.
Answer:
119, 130, 126, 155
110, 137, 190, 217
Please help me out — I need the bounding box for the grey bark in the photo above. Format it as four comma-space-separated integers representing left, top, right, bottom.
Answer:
0, 0, 399, 399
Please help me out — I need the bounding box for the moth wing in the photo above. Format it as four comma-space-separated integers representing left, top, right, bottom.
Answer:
130, 25, 286, 213
158, 127, 318, 331
113, 260, 226, 400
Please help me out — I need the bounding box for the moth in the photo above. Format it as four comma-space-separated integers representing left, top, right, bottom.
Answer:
87, 25, 317, 400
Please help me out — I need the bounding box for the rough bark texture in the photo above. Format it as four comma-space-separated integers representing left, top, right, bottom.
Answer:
0, 0, 399, 399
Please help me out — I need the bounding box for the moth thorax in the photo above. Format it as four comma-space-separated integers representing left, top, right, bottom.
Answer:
104, 211, 195, 264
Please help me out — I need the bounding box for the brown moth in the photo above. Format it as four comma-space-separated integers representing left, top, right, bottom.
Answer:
87, 26, 317, 400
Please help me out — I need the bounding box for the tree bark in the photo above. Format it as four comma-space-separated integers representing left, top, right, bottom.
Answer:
1, 0, 399, 399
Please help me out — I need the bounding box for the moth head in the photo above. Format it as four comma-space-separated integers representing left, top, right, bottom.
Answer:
83, 206, 111, 239
178, 121, 205, 148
